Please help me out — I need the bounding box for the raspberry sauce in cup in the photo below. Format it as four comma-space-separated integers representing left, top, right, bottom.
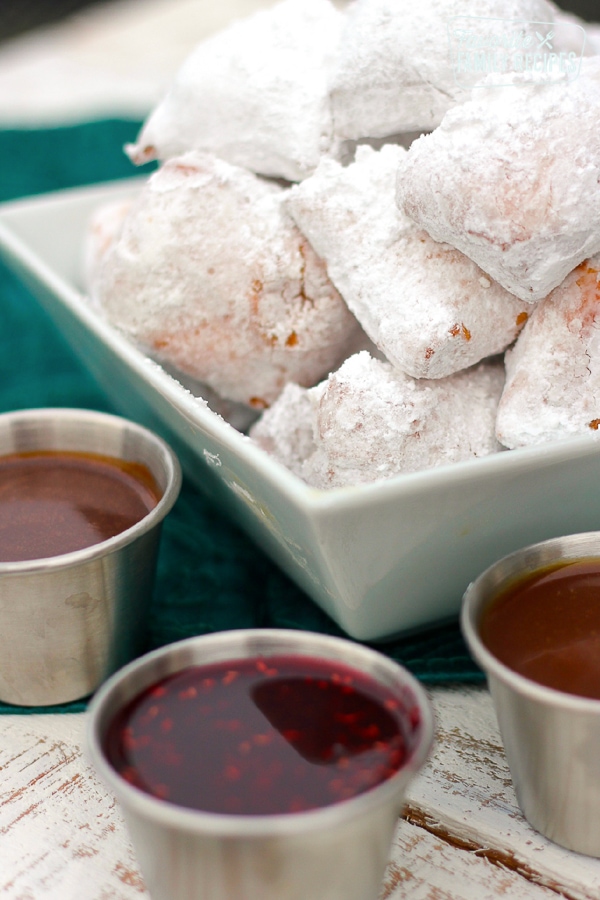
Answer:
104, 653, 411, 816
87, 629, 434, 900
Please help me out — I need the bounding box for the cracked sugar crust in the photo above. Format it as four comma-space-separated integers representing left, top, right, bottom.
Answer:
396, 57, 600, 304
497, 257, 600, 448
126, 0, 342, 182
88, 152, 362, 409
287, 144, 530, 379
328, 0, 556, 141
302, 352, 505, 489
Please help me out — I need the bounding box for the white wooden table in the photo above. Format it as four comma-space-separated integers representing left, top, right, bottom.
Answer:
2, 685, 599, 899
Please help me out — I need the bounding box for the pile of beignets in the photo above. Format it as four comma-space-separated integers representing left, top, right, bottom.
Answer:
84, 0, 600, 489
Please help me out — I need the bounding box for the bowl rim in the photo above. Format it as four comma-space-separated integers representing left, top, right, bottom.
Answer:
460, 531, 600, 712
0, 406, 182, 573
86, 628, 435, 837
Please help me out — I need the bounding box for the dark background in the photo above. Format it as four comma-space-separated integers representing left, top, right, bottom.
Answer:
0, 0, 598, 45
560, 0, 600, 18
0, 0, 108, 43
0, 0, 111, 41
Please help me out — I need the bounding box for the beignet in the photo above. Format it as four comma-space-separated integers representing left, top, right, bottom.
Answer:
497, 258, 600, 447
252, 352, 505, 488
329, 0, 556, 140
126, 0, 342, 182
396, 58, 600, 303
287, 144, 529, 378
88, 152, 361, 408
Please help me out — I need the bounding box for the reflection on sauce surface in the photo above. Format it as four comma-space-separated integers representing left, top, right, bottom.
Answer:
0, 450, 161, 561
480, 559, 600, 699
104, 655, 411, 815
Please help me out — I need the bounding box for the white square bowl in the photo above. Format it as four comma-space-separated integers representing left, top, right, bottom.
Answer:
2, 179, 600, 642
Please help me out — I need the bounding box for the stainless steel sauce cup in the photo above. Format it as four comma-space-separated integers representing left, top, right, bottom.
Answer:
0, 407, 181, 707
461, 532, 600, 856
86, 628, 434, 900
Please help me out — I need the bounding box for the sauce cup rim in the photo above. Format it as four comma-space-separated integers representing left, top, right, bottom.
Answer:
0, 407, 181, 572
461, 532, 600, 712
86, 628, 435, 837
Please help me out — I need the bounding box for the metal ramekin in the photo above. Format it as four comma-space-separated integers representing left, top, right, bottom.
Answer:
0, 407, 181, 706
87, 628, 434, 900
461, 532, 600, 856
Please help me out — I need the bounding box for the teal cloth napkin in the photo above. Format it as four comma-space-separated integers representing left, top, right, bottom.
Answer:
0, 119, 483, 713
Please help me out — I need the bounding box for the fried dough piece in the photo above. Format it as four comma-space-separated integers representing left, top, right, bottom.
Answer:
396, 58, 600, 303
497, 257, 600, 448
126, 0, 342, 182
305, 353, 505, 487
88, 152, 362, 408
251, 352, 504, 488
329, 0, 556, 140
287, 144, 529, 379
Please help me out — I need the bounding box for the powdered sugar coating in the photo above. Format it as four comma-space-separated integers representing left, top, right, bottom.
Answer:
126, 0, 342, 182
82, 197, 133, 295
249, 382, 320, 479
287, 144, 530, 378
89, 152, 361, 408
250, 351, 504, 488
396, 58, 600, 303
497, 257, 600, 448
329, 0, 556, 140
305, 352, 505, 487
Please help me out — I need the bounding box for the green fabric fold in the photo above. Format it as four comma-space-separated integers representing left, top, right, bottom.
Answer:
0, 119, 483, 714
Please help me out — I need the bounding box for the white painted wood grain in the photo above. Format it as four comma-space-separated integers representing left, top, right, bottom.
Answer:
2, 687, 600, 899
0, 715, 144, 899
409, 687, 600, 900
382, 818, 565, 900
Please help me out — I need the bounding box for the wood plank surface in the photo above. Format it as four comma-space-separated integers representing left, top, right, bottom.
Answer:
2, 687, 599, 899
404, 687, 600, 900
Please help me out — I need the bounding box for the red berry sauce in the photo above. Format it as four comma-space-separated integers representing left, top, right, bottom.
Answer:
104, 654, 415, 815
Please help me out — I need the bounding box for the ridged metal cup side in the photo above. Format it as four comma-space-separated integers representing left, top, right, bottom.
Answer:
461, 532, 600, 856
87, 628, 435, 900
0, 408, 181, 706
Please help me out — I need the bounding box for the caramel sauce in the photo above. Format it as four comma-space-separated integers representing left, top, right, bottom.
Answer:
480, 559, 600, 699
0, 450, 161, 562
